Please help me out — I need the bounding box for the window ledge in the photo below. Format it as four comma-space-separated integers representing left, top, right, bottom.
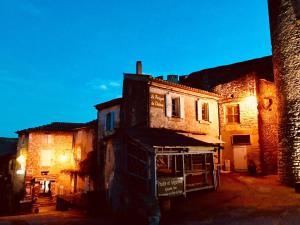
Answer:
198, 120, 211, 125
168, 117, 182, 121
226, 122, 240, 125
104, 130, 115, 136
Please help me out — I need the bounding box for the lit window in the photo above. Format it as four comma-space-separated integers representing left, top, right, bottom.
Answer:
171, 98, 180, 117
40, 150, 52, 166
226, 104, 240, 123
44, 134, 53, 145
105, 111, 115, 131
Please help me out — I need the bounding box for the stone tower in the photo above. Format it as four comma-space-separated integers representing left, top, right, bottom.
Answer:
268, 0, 300, 185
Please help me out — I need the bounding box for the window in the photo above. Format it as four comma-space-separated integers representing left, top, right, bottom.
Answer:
232, 135, 251, 145
47, 135, 53, 144
40, 150, 52, 166
105, 111, 115, 131
226, 104, 240, 123
165, 94, 185, 118
44, 134, 53, 145
201, 102, 209, 122
172, 97, 180, 117
196, 100, 210, 122
76, 147, 81, 161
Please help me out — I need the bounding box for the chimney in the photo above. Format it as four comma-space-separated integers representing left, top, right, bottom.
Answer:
136, 61, 142, 75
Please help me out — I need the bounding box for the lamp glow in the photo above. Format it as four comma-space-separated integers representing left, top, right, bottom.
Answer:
244, 96, 257, 108
17, 155, 26, 164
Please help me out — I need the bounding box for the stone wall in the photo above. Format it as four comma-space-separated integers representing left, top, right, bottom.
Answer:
74, 126, 96, 193
26, 132, 74, 195
149, 85, 219, 137
268, 0, 300, 184
213, 73, 261, 172
257, 79, 278, 174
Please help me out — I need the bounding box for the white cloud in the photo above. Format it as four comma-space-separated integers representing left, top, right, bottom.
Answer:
12, 0, 43, 17
109, 81, 120, 87
86, 79, 122, 92
99, 84, 108, 90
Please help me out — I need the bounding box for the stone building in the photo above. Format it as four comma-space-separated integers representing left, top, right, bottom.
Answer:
268, 0, 300, 185
94, 98, 122, 211
0, 137, 17, 214
93, 62, 224, 223
183, 56, 278, 174
14, 121, 97, 208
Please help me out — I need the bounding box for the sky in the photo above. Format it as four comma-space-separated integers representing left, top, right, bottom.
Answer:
0, 0, 271, 137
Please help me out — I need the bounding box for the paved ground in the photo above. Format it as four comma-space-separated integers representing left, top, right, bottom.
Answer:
1, 173, 300, 225
161, 173, 300, 225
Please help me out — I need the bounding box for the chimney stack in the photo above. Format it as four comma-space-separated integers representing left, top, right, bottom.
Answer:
136, 61, 142, 75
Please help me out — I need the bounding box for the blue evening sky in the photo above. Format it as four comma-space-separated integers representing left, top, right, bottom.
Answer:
0, 0, 271, 137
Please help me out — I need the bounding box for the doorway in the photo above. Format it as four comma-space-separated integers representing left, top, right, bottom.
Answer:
233, 146, 247, 171
39, 180, 52, 196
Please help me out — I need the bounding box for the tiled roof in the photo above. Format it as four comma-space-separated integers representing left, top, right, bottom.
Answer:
183, 56, 274, 91
0, 137, 17, 156
16, 122, 87, 134
126, 128, 215, 149
123, 73, 220, 98
94, 98, 122, 110
149, 77, 220, 98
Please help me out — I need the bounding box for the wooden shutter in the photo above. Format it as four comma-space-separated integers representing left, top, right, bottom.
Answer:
196, 100, 202, 121
179, 96, 185, 118
111, 111, 115, 130
208, 102, 214, 123
165, 94, 172, 117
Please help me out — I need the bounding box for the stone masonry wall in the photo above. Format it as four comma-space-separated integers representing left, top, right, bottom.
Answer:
257, 79, 278, 174
26, 132, 74, 195
268, 0, 300, 185
149, 85, 219, 137
214, 73, 261, 172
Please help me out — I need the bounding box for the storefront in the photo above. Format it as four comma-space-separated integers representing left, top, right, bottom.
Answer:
125, 128, 223, 199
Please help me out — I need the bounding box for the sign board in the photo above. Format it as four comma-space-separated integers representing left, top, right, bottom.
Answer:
157, 177, 184, 197
150, 93, 165, 109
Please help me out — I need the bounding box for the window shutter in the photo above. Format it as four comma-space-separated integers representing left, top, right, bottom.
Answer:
165, 94, 172, 117
197, 100, 202, 121
102, 112, 106, 133
111, 111, 115, 130
179, 96, 185, 118
208, 102, 212, 122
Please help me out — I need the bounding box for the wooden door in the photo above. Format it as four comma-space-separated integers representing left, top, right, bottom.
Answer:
233, 146, 248, 171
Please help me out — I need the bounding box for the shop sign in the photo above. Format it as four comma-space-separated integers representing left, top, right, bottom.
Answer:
150, 93, 165, 109
157, 177, 184, 197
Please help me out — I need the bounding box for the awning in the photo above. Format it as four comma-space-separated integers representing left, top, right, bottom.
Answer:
179, 133, 225, 144
125, 128, 223, 151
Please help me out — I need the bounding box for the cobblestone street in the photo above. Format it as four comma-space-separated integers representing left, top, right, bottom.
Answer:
2, 173, 300, 225
161, 173, 300, 225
